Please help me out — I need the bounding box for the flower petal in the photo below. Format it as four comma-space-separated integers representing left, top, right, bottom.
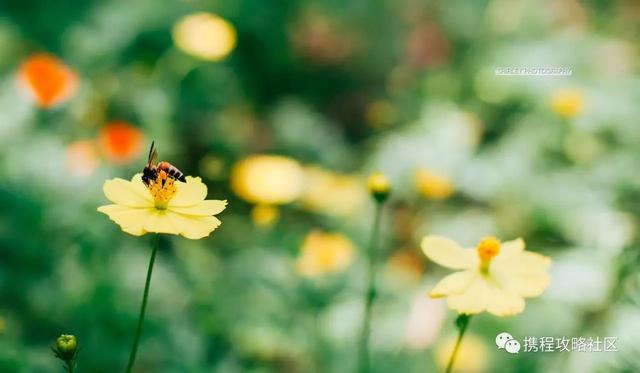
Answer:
492, 249, 551, 298
170, 176, 207, 207
494, 251, 551, 275
486, 287, 525, 317
102, 175, 153, 207
429, 270, 476, 298
501, 272, 551, 298
169, 199, 227, 216
97, 204, 154, 236
500, 238, 524, 256
446, 277, 525, 317
166, 211, 222, 239
143, 210, 180, 235
421, 235, 477, 270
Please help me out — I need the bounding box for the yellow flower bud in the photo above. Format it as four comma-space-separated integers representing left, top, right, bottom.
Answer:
367, 172, 390, 202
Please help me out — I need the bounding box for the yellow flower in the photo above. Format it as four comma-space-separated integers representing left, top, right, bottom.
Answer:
550, 88, 584, 119
251, 204, 279, 226
300, 167, 366, 216
422, 235, 551, 316
231, 155, 304, 205
172, 12, 237, 61
98, 174, 227, 239
296, 230, 355, 277
414, 168, 454, 200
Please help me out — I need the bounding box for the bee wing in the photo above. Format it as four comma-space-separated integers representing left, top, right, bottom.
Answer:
147, 141, 158, 165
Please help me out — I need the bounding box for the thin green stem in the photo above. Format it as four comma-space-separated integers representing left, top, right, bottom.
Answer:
313, 310, 324, 373
358, 201, 384, 373
126, 234, 160, 373
445, 314, 472, 373
65, 360, 75, 373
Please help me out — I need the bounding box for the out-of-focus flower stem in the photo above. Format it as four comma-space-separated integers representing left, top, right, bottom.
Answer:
358, 201, 384, 373
445, 314, 472, 373
126, 234, 160, 373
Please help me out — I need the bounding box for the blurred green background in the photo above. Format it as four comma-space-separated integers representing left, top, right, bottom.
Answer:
1, 0, 639, 372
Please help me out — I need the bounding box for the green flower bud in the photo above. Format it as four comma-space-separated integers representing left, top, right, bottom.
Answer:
55, 334, 78, 360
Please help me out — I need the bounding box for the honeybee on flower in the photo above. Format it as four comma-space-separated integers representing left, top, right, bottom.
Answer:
98, 142, 227, 239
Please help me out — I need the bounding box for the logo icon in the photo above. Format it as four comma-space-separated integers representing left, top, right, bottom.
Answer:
505, 339, 521, 354
496, 332, 520, 354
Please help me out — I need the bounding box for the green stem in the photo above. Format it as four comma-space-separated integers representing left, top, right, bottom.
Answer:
445, 314, 472, 373
358, 202, 384, 373
126, 234, 160, 373
65, 360, 75, 373
313, 310, 324, 373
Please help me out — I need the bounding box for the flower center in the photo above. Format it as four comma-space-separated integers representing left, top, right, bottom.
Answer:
476, 236, 500, 273
146, 171, 177, 209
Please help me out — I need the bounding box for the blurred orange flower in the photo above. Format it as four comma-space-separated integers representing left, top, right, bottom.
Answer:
99, 121, 144, 164
18, 53, 78, 108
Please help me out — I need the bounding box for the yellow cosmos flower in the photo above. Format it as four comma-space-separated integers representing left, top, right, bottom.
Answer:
550, 88, 584, 119
98, 174, 227, 239
172, 12, 237, 61
296, 230, 355, 277
251, 204, 279, 227
300, 167, 366, 217
231, 155, 304, 205
414, 168, 454, 200
422, 235, 551, 317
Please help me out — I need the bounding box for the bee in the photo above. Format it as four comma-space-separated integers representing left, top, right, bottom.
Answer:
141, 141, 186, 187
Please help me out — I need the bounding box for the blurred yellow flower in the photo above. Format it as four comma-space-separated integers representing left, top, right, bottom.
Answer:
435, 334, 488, 373
296, 230, 355, 277
172, 12, 236, 61
414, 168, 454, 200
251, 204, 279, 226
98, 174, 227, 239
367, 171, 390, 201
386, 249, 425, 283
231, 155, 304, 205
300, 167, 366, 216
550, 88, 584, 119
422, 235, 551, 316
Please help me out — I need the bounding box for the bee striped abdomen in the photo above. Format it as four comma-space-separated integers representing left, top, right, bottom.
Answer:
157, 161, 186, 182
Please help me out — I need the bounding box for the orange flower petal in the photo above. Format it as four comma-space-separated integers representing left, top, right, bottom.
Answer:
99, 121, 144, 164
18, 53, 78, 108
